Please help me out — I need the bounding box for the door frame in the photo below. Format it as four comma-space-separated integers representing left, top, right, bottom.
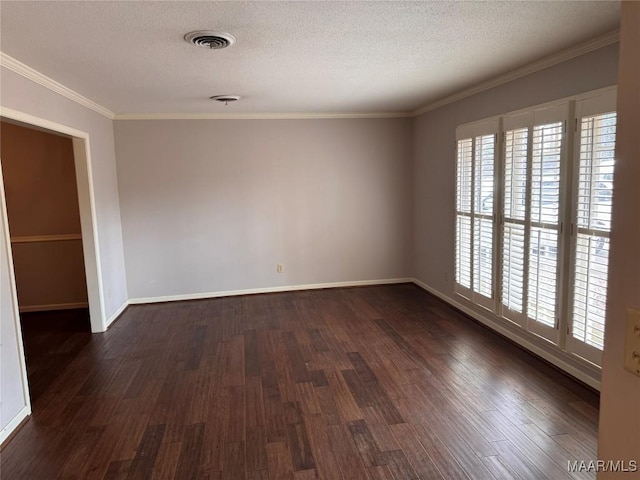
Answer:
0, 107, 107, 335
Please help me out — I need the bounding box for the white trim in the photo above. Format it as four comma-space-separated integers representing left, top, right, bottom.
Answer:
114, 112, 413, 120
565, 90, 618, 364
71, 136, 107, 333
1, 106, 94, 140
411, 278, 601, 391
527, 319, 560, 345
456, 117, 500, 139
574, 85, 618, 103
0, 157, 32, 430
19, 302, 89, 313
128, 278, 413, 305
0, 52, 115, 120
567, 337, 603, 367
0, 106, 107, 333
500, 86, 617, 121
414, 30, 620, 116
10, 233, 82, 243
575, 88, 618, 118
105, 300, 129, 328
0, 406, 30, 446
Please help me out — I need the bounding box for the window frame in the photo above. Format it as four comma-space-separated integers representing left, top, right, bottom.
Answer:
498, 103, 570, 345
453, 87, 617, 368
565, 90, 618, 366
455, 118, 499, 311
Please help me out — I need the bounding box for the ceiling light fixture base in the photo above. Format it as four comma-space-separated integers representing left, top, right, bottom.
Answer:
210, 95, 241, 105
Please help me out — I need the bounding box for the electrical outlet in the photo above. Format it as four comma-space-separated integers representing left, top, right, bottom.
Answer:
277, 264, 284, 273
624, 308, 640, 377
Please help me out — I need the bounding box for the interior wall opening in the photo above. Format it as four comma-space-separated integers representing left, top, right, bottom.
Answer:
0, 117, 101, 411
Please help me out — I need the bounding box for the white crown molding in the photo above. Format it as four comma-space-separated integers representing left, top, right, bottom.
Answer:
0, 52, 115, 119
114, 111, 413, 120
413, 29, 620, 116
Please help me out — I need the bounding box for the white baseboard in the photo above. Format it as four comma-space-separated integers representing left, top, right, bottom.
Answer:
0, 406, 30, 446
128, 278, 414, 305
105, 300, 129, 328
19, 302, 89, 313
409, 278, 601, 391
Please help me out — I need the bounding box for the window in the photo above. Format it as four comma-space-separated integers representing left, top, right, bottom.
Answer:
567, 96, 617, 366
497, 104, 568, 344
454, 88, 616, 366
455, 120, 498, 310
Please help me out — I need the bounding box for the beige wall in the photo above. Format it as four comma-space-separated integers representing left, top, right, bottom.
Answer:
0, 66, 128, 438
114, 118, 413, 299
1, 121, 88, 310
0, 67, 128, 318
598, 3, 640, 477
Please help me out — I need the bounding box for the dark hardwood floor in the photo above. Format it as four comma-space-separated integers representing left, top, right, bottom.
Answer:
19, 308, 92, 404
1, 284, 599, 479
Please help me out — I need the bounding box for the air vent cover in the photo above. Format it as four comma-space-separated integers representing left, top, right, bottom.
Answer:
184, 31, 236, 49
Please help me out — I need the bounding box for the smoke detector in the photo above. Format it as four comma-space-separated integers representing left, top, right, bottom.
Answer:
184, 31, 236, 49
210, 95, 241, 105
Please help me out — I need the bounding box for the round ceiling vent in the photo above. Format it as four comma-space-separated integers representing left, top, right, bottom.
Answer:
184, 31, 236, 49
210, 95, 241, 105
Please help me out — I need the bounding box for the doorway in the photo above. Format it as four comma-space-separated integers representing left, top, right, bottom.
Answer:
0, 109, 105, 412
1, 120, 92, 403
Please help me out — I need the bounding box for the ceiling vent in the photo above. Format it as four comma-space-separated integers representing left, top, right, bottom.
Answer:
184, 31, 236, 49
210, 95, 241, 105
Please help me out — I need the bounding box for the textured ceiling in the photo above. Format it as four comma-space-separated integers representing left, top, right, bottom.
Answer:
0, 1, 620, 115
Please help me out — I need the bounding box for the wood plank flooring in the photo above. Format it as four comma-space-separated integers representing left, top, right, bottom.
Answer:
1, 284, 599, 479
19, 308, 92, 404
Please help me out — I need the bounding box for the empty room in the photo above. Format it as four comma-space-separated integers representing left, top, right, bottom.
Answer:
0, 1, 638, 479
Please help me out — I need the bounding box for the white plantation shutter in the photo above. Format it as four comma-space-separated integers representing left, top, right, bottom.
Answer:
503, 128, 528, 221
474, 217, 493, 298
528, 227, 559, 327
568, 92, 617, 365
473, 134, 495, 302
502, 127, 528, 322
456, 138, 473, 292
573, 234, 609, 349
500, 104, 567, 343
457, 138, 473, 214
455, 216, 472, 289
527, 121, 563, 335
455, 120, 498, 308
502, 223, 525, 313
